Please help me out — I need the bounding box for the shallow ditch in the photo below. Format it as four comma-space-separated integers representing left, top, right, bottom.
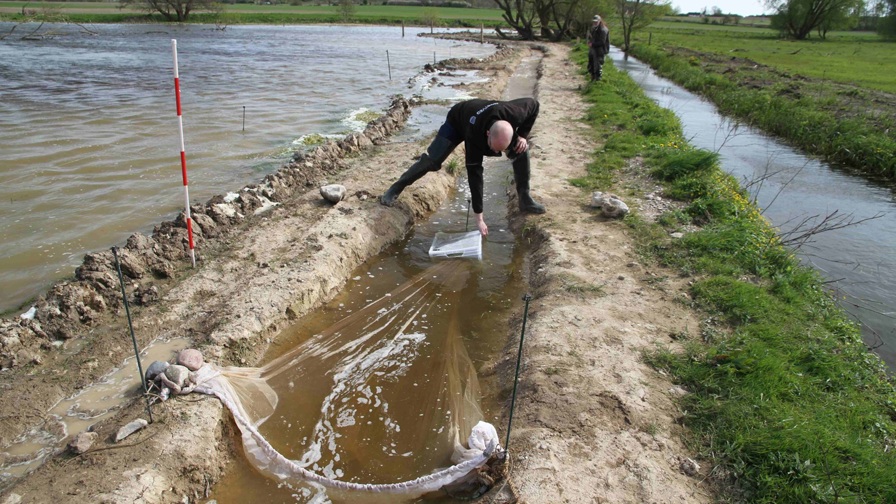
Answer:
208, 54, 543, 504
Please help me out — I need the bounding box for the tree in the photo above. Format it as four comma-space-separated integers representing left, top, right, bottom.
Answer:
880, 0, 896, 38
121, 0, 220, 21
493, 0, 615, 41
765, 0, 863, 39
493, 0, 541, 40
614, 0, 670, 52
338, 0, 356, 21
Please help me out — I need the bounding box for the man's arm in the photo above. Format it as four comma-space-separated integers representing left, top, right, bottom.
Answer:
466, 163, 488, 236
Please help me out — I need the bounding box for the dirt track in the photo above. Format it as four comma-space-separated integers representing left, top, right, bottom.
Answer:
0, 40, 712, 503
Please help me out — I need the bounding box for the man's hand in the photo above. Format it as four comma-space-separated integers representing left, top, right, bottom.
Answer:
476, 213, 489, 236
513, 136, 529, 154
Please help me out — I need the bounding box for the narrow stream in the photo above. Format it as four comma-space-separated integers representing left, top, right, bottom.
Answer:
611, 48, 896, 369
209, 54, 542, 503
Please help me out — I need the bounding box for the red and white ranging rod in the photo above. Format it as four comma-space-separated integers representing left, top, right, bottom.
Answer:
171, 39, 196, 267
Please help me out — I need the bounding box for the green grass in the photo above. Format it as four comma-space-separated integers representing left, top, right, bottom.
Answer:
0, 2, 506, 26
633, 23, 896, 93
567, 45, 684, 190
625, 40, 896, 179
574, 42, 896, 502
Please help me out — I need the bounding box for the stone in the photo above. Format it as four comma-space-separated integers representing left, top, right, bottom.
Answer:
114, 418, 148, 443
320, 184, 346, 204
68, 431, 98, 454
2, 493, 22, 504
679, 456, 701, 476
160, 364, 192, 393
590, 191, 629, 218
133, 284, 160, 306
176, 348, 204, 371
144, 360, 169, 382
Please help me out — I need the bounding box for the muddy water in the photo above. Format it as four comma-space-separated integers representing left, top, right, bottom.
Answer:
612, 48, 896, 369
0, 22, 495, 315
210, 55, 543, 504
0, 337, 190, 482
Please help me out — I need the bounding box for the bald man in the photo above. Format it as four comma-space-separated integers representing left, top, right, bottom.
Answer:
379, 98, 545, 236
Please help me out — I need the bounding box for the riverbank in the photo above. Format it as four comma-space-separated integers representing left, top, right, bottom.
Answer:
567, 43, 896, 500
627, 39, 896, 179
1, 34, 894, 504
0, 38, 712, 502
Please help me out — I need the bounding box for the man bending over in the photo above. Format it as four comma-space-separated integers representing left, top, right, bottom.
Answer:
379, 98, 545, 236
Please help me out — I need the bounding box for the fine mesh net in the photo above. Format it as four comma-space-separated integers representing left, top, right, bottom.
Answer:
189, 260, 501, 499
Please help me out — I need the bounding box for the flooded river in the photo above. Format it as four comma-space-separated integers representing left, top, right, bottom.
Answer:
611, 48, 896, 369
0, 22, 494, 314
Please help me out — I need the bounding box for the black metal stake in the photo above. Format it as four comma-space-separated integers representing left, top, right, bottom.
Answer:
112, 247, 154, 423
505, 293, 532, 451
465, 198, 471, 232
242, 106, 246, 132
386, 50, 392, 81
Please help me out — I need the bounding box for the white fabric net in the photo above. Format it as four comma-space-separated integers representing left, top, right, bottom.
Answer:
180, 260, 502, 499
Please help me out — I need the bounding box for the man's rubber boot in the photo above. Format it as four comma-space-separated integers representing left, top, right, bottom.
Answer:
511, 152, 546, 214
380, 136, 455, 206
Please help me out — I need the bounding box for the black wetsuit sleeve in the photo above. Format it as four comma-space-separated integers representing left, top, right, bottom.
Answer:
466, 163, 484, 214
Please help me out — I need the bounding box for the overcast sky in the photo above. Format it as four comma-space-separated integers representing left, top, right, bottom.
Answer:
670, 0, 771, 16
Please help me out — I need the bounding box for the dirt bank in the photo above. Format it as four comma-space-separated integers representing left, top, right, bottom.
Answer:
0, 40, 711, 503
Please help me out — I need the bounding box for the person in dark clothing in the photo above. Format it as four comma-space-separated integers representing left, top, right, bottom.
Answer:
587, 15, 611, 81
379, 98, 545, 236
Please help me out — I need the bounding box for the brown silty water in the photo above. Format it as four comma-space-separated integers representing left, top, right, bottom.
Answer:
210, 55, 543, 503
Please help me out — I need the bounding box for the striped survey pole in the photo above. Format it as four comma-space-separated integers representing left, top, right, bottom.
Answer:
171, 39, 196, 267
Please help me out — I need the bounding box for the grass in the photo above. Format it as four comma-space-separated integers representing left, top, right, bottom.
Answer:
633, 23, 896, 93
624, 31, 896, 179
573, 42, 896, 502
0, 2, 506, 26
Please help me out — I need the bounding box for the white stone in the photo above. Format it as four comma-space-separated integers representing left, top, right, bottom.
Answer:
320, 184, 347, 203
115, 418, 149, 443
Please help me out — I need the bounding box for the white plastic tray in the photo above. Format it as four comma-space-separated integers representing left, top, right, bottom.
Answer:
428, 230, 482, 260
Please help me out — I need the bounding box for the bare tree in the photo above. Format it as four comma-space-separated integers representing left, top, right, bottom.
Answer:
121, 0, 220, 22
613, 0, 670, 52
494, 0, 540, 39
494, 0, 603, 40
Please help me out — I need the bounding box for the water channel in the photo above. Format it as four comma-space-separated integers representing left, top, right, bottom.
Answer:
209, 54, 541, 503
610, 48, 896, 369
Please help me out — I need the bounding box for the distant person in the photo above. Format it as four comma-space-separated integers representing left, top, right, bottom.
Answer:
379, 98, 545, 237
588, 15, 611, 81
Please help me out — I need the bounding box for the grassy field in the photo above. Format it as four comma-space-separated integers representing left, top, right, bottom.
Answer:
633, 21, 896, 93
0, 2, 506, 26
570, 43, 896, 502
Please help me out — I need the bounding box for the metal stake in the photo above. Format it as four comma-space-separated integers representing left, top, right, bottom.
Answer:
112, 247, 154, 423
505, 293, 532, 451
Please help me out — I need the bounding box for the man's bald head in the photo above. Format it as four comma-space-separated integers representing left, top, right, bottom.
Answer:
487, 120, 514, 153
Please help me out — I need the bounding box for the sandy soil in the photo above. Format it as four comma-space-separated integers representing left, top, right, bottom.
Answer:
0, 40, 712, 503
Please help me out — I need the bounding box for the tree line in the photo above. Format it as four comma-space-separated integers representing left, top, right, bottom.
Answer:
120, 0, 896, 41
